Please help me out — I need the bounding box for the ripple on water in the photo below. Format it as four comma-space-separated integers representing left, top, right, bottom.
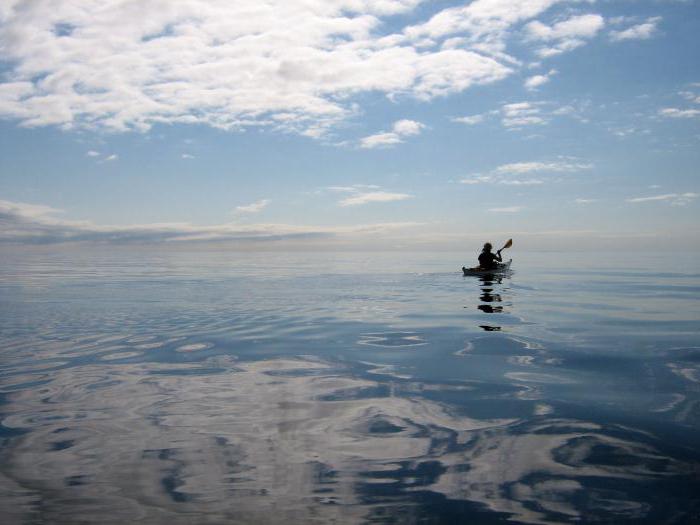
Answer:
175, 343, 213, 353
456, 336, 547, 357
505, 371, 576, 384
126, 335, 158, 344
357, 332, 427, 348
1, 357, 695, 524
1, 251, 699, 523
100, 351, 143, 361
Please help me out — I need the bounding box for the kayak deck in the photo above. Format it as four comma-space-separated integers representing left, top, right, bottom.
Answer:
462, 259, 512, 276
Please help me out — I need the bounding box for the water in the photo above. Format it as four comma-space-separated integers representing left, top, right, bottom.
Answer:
0, 248, 699, 524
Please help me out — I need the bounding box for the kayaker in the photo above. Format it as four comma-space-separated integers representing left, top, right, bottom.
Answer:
478, 242, 502, 270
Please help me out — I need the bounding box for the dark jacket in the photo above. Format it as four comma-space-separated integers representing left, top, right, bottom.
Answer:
478, 250, 502, 270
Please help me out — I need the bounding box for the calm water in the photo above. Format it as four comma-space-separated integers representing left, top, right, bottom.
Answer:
1, 248, 699, 524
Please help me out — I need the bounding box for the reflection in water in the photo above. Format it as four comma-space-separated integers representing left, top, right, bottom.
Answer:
475, 274, 508, 331
1, 250, 700, 523
1, 357, 697, 524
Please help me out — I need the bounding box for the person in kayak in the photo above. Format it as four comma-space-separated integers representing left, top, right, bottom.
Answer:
478, 242, 503, 270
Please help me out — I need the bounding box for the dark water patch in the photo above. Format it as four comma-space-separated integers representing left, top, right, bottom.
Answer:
162, 472, 192, 503
64, 475, 88, 487
50, 440, 74, 451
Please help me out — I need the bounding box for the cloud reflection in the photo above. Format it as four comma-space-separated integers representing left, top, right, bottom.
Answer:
1, 357, 694, 524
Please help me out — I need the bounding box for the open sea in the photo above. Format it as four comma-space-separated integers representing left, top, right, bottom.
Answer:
0, 248, 699, 524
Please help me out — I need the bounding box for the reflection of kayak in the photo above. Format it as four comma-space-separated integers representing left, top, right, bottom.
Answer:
462, 259, 512, 276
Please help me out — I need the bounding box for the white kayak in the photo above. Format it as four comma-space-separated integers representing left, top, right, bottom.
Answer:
462, 259, 512, 276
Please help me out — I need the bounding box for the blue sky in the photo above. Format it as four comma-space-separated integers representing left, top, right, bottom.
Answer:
0, 0, 698, 250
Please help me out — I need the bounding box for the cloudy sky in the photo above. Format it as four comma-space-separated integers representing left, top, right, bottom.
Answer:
0, 0, 698, 248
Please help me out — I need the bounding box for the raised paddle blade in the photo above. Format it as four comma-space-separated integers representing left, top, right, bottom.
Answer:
502, 239, 513, 250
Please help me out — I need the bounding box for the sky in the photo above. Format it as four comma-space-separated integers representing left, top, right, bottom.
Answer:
0, 0, 698, 250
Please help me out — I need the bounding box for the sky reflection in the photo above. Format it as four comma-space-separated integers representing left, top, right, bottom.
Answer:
1, 250, 699, 523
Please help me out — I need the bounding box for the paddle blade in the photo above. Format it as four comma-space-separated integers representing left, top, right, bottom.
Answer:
502, 239, 513, 250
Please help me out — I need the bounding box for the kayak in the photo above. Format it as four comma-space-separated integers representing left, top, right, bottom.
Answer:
462, 259, 512, 276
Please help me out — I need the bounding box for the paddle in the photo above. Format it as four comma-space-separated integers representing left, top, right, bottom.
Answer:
497, 239, 512, 255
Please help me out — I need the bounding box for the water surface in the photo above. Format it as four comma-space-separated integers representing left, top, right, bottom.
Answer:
1, 249, 699, 524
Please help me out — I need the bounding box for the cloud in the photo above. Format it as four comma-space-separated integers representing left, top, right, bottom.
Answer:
659, 108, 700, 119
524, 69, 556, 90
574, 198, 597, 204
0, 200, 65, 221
360, 119, 425, 148
326, 184, 380, 193
498, 179, 544, 186
327, 185, 413, 206
451, 114, 485, 125
455, 100, 588, 130
181, 153, 195, 159
86, 150, 118, 161
525, 14, 605, 58
0, 0, 526, 136
460, 159, 591, 186
392, 119, 424, 136
626, 193, 698, 206
460, 176, 544, 186
494, 161, 592, 174
360, 132, 404, 149
459, 175, 494, 185
610, 17, 661, 42
488, 206, 523, 213
235, 199, 271, 214
526, 14, 605, 41
0, 198, 420, 244
500, 102, 547, 128
339, 191, 413, 207
679, 91, 700, 104
404, 0, 566, 44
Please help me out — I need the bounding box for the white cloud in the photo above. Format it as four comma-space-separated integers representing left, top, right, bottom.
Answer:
626, 193, 698, 206
500, 102, 547, 128
524, 69, 556, 90
0, 198, 421, 244
360, 132, 404, 149
574, 198, 597, 204
404, 0, 566, 42
104, 154, 118, 162
0, 199, 64, 221
610, 17, 661, 42
459, 159, 590, 186
678, 91, 700, 104
339, 191, 413, 206
494, 161, 593, 174
392, 119, 424, 136
360, 119, 424, 148
488, 206, 523, 213
526, 14, 605, 41
235, 199, 271, 214
327, 184, 380, 193
86, 150, 100, 157
526, 14, 605, 58
451, 114, 485, 125
499, 179, 544, 186
659, 108, 700, 119
551, 105, 575, 116
0, 0, 525, 136
459, 175, 493, 185
322, 184, 412, 206
181, 153, 195, 159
